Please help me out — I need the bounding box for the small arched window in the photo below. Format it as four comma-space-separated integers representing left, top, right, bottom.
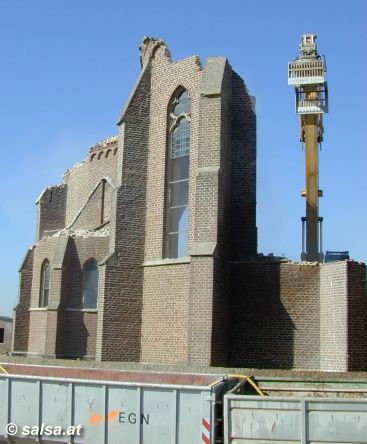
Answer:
39, 260, 50, 307
82, 259, 99, 309
164, 89, 191, 258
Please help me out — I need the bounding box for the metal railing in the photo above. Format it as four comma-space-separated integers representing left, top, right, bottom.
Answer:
288, 59, 325, 85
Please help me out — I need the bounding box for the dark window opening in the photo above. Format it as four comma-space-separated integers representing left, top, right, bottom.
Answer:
0, 328, 4, 343
82, 259, 99, 309
39, 260, 50, 307
100, 179, 106, 225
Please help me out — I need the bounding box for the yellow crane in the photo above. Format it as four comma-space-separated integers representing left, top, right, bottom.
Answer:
288, 34, 328, 261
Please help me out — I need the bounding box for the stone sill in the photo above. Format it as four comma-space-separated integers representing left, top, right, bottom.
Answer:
29, 308, 98, 313
143, 257, 190, 267
65, 308, 98, 313
12, 351, 56, 359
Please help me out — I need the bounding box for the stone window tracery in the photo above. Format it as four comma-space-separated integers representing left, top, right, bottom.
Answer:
164, 89, 191, 258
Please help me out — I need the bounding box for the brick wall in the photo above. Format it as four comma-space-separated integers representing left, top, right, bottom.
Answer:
59, 236, 109, 358
188, 257, 231, 367
140, 44, 202, 365
140, 49, 257, 367
282, 263, 321, 369
71, 180, 113, 230
230, 260, 367, 371
347, 261, 367, 370
15, 37, 367, 373
320, 261, 348, 371
28, 310, 47, 354
144, 49, 202, 260
13, 249, 33, 353
15, 124, 115, 357
96, 55, 152, 362
14, 38, 260, 365
66, 236, 109, 308
36, 185, 67, 241
230, 72, 257, 259
230, 261, 320, 369
16, 231, 108, 357
64, 138, 117, 227
30, 237, 60, 308
320, 261, 367, 371
35, 138, 117, 241
63, 311, 97, 358
26, 236, 65, 355
141, 264, 190, 363
211, 258, 229, 365
187, 59, 233, 366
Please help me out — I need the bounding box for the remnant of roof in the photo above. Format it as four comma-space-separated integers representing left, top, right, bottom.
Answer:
89, 136, 118, 153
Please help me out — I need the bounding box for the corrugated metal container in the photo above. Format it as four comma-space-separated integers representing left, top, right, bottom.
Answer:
0, 366, 234, 444
3, 363, 367, 444
224, 393, 367, 444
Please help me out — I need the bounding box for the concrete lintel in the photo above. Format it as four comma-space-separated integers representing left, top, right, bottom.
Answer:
28, 302, 60, 313
143, 257, 190, 267
65, 308, 98, 313
47, 302, 60, 311
196, 166, 220, 176
14, 352, 57, 359
200, 57, 227, 97
190, 242, 217, 257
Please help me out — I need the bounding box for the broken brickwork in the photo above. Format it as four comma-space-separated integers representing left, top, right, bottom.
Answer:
12, 37, 367, 371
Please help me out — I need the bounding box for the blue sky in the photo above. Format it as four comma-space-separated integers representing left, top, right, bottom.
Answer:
0, 0, 366, 316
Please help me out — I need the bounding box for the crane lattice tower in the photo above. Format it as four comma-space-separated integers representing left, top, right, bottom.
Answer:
288, 34, 328, 262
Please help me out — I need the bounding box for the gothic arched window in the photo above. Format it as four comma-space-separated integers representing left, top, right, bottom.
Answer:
164, 89, 191, 258
82, 259, 99, 309
39, 260, 50, 307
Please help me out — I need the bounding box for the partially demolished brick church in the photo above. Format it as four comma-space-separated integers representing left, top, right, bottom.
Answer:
13, 37, 367, 371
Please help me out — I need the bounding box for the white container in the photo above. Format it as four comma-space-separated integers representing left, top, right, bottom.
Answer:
0, 366, 234, 444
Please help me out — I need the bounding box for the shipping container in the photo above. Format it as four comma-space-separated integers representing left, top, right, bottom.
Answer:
2, 363, 367, 444
224, 382, 367, 444
0, 365, 235, 444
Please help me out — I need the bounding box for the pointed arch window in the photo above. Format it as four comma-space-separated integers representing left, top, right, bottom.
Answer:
164, 89, 191, 258
82, 259, 99, 309
39, 260, 50, 307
